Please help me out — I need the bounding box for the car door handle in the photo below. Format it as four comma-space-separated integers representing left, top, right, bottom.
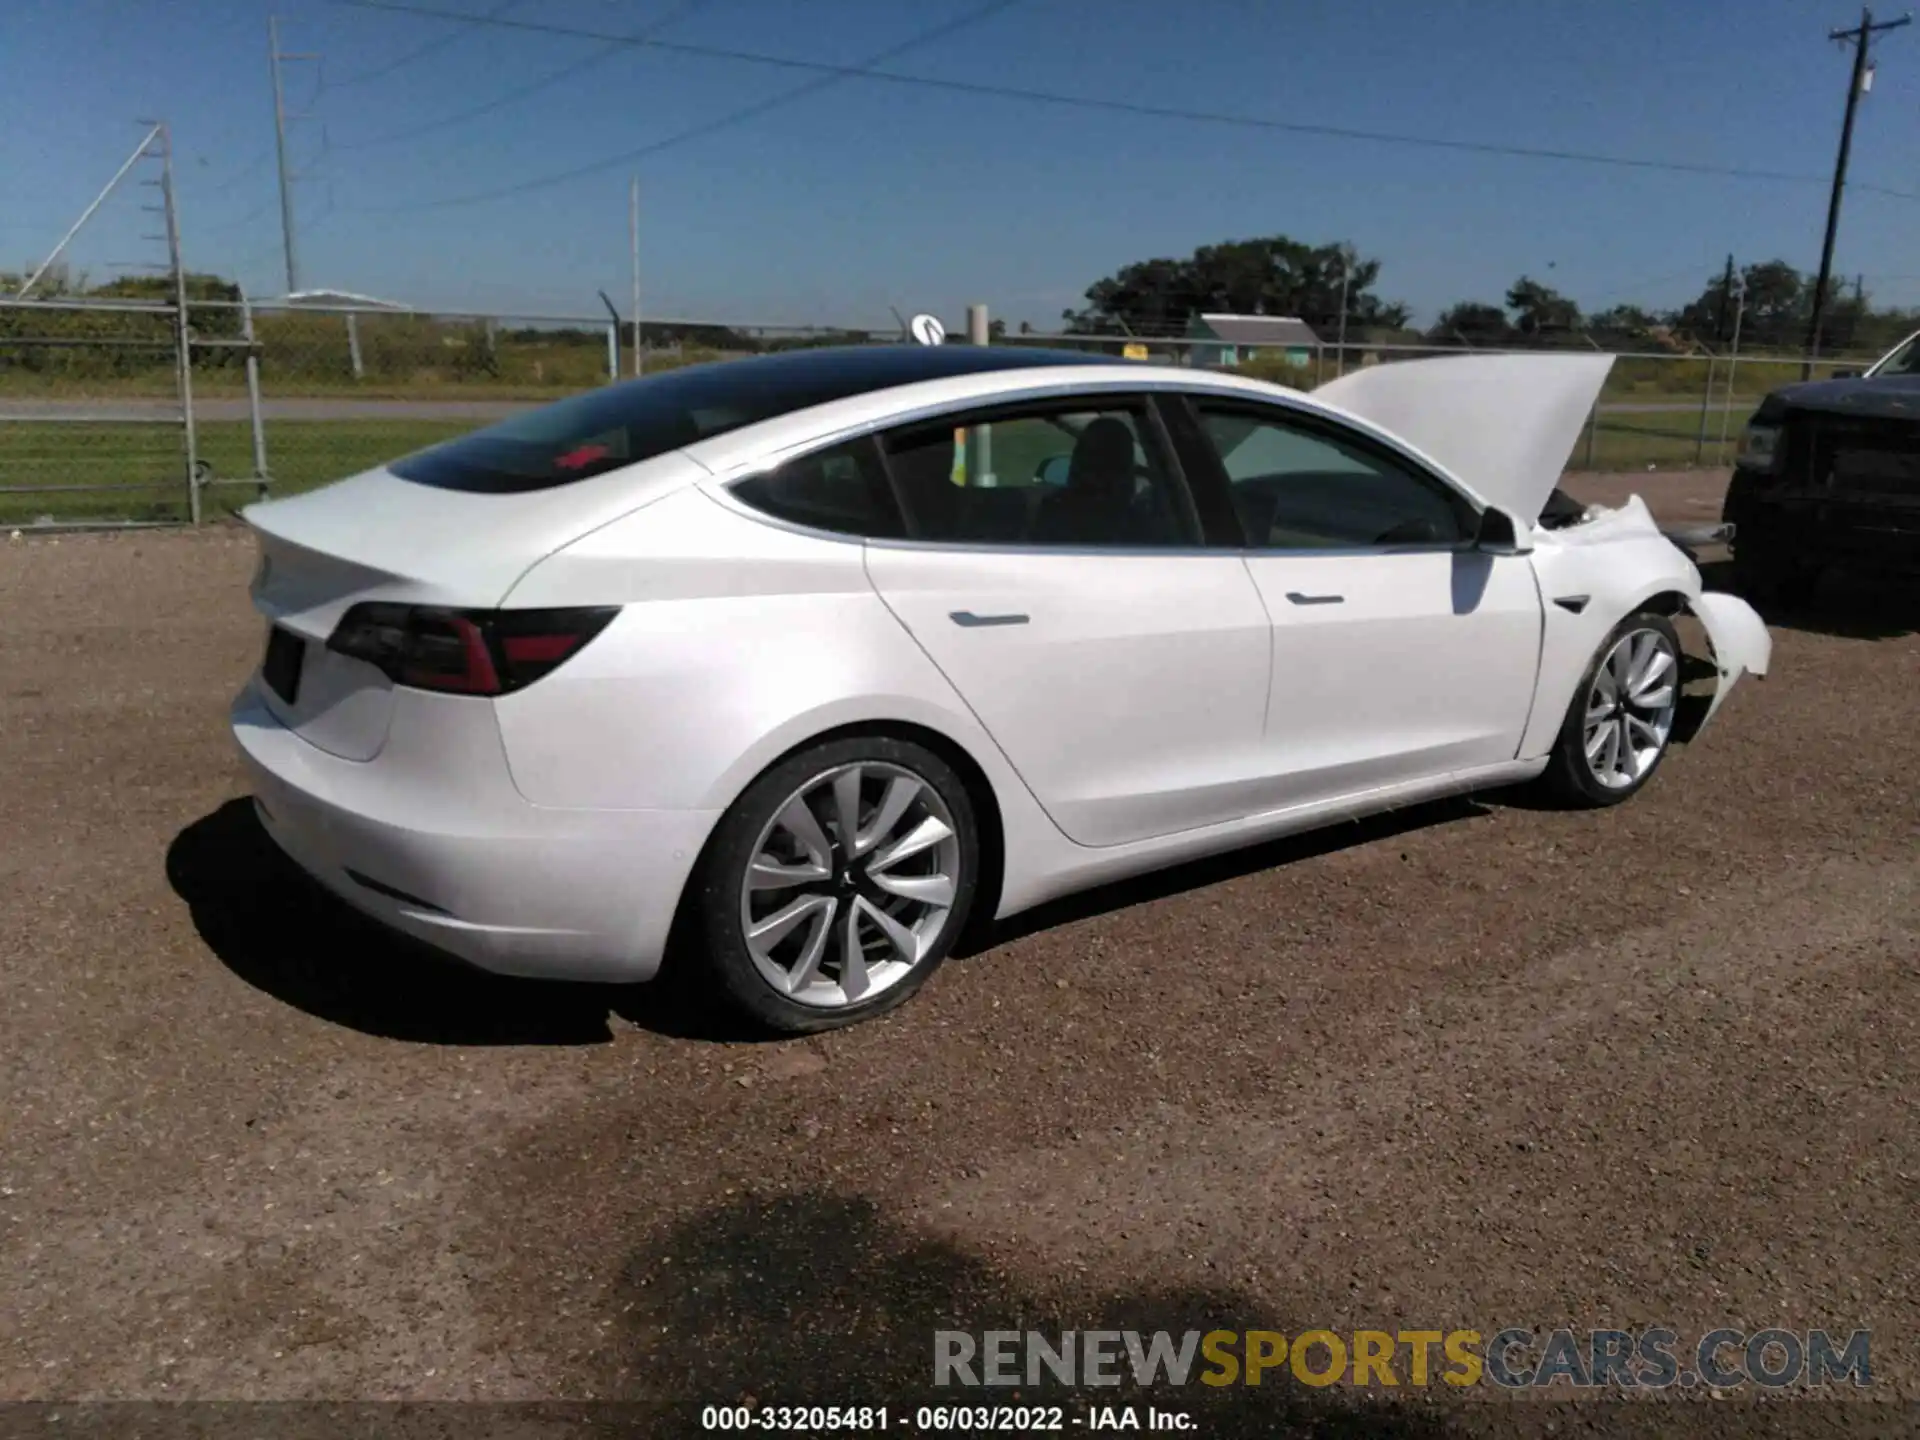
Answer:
1285, 591, 1344, 606
949, 610, 1029, 628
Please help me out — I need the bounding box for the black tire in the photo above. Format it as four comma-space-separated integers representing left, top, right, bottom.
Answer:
691, 735, 980, 1034
1539, 611, 1684, 809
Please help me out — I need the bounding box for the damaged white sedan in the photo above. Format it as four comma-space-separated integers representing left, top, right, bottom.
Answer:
233, 345, 1769, 1032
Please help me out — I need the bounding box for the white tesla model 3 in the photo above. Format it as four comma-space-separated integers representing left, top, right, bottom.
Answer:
233, 344, 1771, 1032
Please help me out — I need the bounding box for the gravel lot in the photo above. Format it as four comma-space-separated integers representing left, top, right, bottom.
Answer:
1, 469, 1916, 1437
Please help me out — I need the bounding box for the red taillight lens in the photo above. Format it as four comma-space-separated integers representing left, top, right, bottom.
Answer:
327, 603, 617, 696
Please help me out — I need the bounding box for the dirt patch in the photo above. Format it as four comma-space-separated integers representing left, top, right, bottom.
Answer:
0, 527, 1915, 1435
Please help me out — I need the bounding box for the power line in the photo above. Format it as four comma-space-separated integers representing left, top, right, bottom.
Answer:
350, 0, 1025, 211
327, 0, 521, 89
189, 148, 276, 199
194, 194, 282, 237
1584, 260, 1727, 305
336, 0, 713, 150
332, 0, 1920, 206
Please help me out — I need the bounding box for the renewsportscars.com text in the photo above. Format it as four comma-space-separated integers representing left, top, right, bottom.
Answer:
933, 1328, 1871, 1390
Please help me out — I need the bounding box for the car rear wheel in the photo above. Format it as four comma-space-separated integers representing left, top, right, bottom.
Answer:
693, 736, 980, 1034
1540, 612, 1683, 808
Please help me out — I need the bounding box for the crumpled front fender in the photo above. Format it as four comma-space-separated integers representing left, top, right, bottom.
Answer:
1690, 590, 1772, 732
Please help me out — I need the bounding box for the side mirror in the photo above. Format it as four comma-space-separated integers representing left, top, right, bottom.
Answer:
1829, 367, 1861, 380
1475, 505, 1533, 555
1035, 455, 1072, 486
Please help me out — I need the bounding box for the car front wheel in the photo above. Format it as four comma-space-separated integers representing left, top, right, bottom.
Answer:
693, 736, 980, 1034
1541, 612, 1683, 808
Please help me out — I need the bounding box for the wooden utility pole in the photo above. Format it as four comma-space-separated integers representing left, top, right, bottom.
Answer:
1805, 6, 1911, 374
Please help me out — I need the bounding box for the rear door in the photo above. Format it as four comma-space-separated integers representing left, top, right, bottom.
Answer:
861, 394, 1273, 848
1167, 393, 1543, 806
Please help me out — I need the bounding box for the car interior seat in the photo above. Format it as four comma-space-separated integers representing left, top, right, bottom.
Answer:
1034, 417, 1141, 544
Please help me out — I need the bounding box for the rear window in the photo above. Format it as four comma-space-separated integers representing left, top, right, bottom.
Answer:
387, 345, 1097, 494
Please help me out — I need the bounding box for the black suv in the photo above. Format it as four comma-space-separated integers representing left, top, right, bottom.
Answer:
1724, 331, 1920, 602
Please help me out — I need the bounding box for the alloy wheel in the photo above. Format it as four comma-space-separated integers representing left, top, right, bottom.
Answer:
738, 762, 963, 1009
1583, 627, 1679, 790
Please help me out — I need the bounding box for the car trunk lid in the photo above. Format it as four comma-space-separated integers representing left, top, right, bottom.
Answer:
242, 456, 699, 760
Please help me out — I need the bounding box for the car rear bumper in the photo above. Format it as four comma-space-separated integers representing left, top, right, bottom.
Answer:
230, 677, 718, 983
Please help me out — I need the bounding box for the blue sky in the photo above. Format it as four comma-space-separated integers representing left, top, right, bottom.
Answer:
8, 0, 1920, 330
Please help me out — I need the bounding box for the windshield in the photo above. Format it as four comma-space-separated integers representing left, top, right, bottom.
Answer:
1869, 330, 1920, 377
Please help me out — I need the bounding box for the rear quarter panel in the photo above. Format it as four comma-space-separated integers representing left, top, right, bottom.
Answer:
492, 485, 1046, 829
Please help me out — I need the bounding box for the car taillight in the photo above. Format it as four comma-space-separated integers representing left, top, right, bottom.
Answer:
326, 603, 617, 696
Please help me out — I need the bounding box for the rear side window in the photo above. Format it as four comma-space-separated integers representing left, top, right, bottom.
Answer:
390, 382, 754, 493
732, 438, 904, 538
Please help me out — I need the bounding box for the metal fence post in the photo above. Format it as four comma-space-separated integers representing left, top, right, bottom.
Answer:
242, 294, 270, 500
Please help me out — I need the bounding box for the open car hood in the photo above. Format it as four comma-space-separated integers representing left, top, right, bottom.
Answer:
1313, 353, 1614, 527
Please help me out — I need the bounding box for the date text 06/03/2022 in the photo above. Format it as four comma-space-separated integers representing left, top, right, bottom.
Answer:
699, 1403, 1192, 1431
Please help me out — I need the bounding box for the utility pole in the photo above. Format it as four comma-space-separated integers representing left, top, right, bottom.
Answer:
150, 123, 201, 524
268, 15, 319, 294
1805, 6, 1910, 374
629, 175, 643, 377
1716, 273, 1748, 467
1718, 253, 1736, 342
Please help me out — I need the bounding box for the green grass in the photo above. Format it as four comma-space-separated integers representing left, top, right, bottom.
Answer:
0, 419, 475, 526
1575, 408, 1745, 471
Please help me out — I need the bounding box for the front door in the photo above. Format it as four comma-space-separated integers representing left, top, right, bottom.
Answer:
863, 395, 1273, 849
1179, 396, 1543, 810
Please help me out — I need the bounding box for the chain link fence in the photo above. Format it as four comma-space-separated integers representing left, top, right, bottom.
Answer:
0, 294, 1891, 529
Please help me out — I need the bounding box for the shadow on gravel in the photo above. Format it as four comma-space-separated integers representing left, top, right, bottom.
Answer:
165, 798, 755, 1048
606, 1189, 1456, 1438
591, 1189, 1849, 1440
968, 796, 1488, 954
1699, 558, 1920, 642
169, 794, 1498, 1048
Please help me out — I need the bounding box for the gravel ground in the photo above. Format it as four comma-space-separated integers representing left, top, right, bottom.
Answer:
1, 470, 1916, 1437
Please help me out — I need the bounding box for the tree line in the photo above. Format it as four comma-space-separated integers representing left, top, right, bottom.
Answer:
1062, 237, 1920, 356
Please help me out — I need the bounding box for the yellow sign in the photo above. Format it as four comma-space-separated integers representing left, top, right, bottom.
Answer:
1122, 342, 1149, 360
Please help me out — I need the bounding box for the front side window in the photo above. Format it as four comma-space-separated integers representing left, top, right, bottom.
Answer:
1195, 403, 1472, 549
731, 438, 903, 538
879, 402, 1197, 547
